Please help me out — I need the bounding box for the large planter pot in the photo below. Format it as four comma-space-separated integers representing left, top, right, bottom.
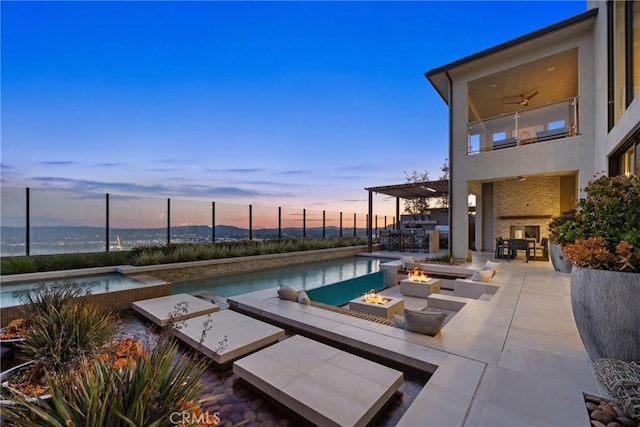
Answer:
550, 243, 572, 273
571, 266, 640, 362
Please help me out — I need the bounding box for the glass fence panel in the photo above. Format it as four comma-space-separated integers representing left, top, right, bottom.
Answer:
110, 194, 167, 250
170, 198, 212, 244
468, 98, 578, 154
215, 202, 250, 241
280, 208, 303, 238
30, 189, 105, 255
324, 211, 342, 238
305, 209, 324, 238
356, 214, 368, 237
1, 187, 391, 255
1, 187, 27, 256
252, 205, 279, 240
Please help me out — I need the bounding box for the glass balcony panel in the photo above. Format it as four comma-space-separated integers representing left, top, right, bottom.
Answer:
468, 97, 578, 154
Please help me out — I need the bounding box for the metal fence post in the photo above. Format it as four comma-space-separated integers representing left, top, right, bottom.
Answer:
167, 198, 171, 245
212, 201, 216, 243
339, 212, 343, 237
249, 204, 253, 240
278, 207, 282, 239
25, 187, 30, 256
303, 208, 306, 238
353, 213, 356, 237
106, 193, 110, 252
322, 210, 326, 238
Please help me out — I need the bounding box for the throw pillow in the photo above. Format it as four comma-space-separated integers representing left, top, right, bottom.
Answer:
483, 260, 502, 272
297, 290, 311, 305
392, 314, 405, 329
401, 256, 415, 269
403, 309, 446, 336
277, 285, 298, 301
471, 269, 493, 282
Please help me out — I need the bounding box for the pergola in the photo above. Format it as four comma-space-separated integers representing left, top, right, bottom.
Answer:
364, 180, 449, 252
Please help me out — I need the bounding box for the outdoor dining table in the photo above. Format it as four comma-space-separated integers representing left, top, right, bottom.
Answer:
506, 238, 537, 262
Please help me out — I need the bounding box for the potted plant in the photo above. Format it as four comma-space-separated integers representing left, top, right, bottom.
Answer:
547, 208, 579, 273
561, 174, 640, 362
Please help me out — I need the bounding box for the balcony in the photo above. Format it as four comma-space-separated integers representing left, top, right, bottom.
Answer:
468, 97, 579, 154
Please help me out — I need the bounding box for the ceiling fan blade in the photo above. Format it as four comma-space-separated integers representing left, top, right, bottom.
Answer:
502, 101, 522, 105
525, 90, 539, 100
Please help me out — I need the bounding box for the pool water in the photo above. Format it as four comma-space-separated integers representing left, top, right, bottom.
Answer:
0, 273, 147, 308
172, 257, 384, 298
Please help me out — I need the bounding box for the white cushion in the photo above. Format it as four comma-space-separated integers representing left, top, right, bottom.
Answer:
277, 285, 298, 301
483, 260, 501, 272
471, 269, 494, 282
403, 309, 446, 336
401, 256, 415, 269
297, 290, 311, 305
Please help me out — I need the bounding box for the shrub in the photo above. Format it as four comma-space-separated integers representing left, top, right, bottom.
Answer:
2, 334, 213, 426
548, 208, 581, 246
562, 174, 640, 271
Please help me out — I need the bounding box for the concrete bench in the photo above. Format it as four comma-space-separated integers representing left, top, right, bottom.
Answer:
174, 309, 284, 365
233, 334, 403, 427
132, 293, 220, 326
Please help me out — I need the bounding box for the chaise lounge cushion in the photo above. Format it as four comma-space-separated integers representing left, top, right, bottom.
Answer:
403, 309, 446, 336
297, 290, 311, 305
471, 269, 494, 282
277, 285, 298, 301
483, 260, 502, 272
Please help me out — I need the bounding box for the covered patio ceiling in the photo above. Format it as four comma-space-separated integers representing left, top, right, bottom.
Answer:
365, 180, 449, 252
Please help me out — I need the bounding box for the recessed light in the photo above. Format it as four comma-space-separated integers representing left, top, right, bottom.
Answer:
546, 67, 556, 72
490, 83, 498, 88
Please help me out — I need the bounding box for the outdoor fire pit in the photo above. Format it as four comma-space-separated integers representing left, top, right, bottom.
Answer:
348, 290, 404, 320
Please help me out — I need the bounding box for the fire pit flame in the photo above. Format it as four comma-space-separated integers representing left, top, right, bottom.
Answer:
363, 290, 389, 305
407, 267, 430, 283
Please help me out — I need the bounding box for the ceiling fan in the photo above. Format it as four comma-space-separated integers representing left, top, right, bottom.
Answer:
502, 90, 539, 106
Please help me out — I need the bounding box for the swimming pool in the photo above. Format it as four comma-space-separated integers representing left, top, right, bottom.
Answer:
172, 257, 386, 298
0, 273, 150, 308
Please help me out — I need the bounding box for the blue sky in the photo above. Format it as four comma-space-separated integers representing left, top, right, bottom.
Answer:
1, 1, 586, 220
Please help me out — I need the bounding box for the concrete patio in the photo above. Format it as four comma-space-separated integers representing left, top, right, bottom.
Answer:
229, 251, 605, 426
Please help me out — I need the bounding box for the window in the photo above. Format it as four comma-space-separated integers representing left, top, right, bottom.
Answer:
493, 132, 507, 141
548, 120, 565, 130
608, 1, 639, 128
634, 1, 640, 98
614, 1, 626, 121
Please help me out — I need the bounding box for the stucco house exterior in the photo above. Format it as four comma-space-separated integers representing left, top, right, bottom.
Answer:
425, 1, 639, 260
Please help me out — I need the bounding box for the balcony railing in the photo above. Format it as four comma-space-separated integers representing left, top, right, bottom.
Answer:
467, 97, 579, 154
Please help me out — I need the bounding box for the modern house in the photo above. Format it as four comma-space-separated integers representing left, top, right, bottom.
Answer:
425, 1, 639, 260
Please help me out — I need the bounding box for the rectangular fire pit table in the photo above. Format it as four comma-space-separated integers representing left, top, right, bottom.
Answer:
233, 335, 403, 427
348, 295, 404, 320
399, 278, 441, 298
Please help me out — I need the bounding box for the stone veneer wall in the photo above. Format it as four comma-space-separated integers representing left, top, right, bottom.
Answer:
493, 176, 561, 243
